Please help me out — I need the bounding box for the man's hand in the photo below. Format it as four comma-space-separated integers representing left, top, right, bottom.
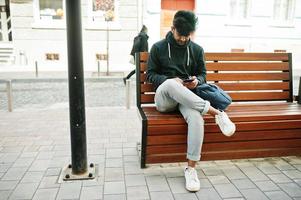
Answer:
183, 76, 198, 89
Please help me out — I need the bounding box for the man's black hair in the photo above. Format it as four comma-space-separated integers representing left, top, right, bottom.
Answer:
173, 10, 198, 36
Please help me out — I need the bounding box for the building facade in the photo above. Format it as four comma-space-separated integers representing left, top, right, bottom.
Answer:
1, 0, 301, 88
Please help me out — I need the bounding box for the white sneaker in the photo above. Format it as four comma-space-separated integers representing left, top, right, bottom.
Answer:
215, 111, 236, 137
184, 167, 200, 192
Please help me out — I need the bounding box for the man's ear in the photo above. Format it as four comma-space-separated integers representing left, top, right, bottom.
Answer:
171, 26, 175, 32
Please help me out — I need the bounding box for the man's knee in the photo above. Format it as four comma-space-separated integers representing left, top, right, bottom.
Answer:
162, 79, 181, 89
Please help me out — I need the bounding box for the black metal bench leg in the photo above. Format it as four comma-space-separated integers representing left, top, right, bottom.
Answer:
140, 119, 147, 168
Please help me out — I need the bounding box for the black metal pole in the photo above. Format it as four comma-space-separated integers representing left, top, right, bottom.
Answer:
65, 0, 87, 175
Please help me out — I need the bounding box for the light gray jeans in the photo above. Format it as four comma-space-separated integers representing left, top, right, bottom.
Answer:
155, 79, 210, 161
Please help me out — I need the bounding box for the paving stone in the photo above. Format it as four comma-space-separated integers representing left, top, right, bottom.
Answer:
238, 166, 269, 182
103, 194, 126, 200
36, 151, 55, 160
21, 171, 44, 183
174, 193, 198, 200
145, 176, 170, 192
1, 167, 27, 181
268, 173, 292, 183
56, 182, 82, 199
106, 149, 122, 158
105, 168, 124, 181
0, 190, 12, 200
207, 175, 230, 185
80, 186, 103, 200
254, 180, 280, 191
202, 168, 223, 176
32, 188, 59, 200
104, 181, 125, 195
0, 153, 19, 163
274, 159, 296, 171
163, 167, 184, 178
105, 158, 123, 168
283, 170, 301, 179
222, 166, 247, 180
123, 148, 137, 156
123, 155, 139, 163
278, 182, 301, 197
19, 152, 38, 158
45, 168, 61, 176
256, 162, 281, 174
126, 186, 149, 200
0, 164, 11, 173
125, 174, 146, 186
9, 182, 39, 199
265, 190, 292, 200
231, 179, 256, 190
199, 178, 213, 188
240, 188, 269, 200
29, 160, 50, 172
124, 162, 143, 175
0, 181, 18, 190
195, 187, 222, 200
295, 179, 301, 187
39, 176, 60, 189
11, 157, 34, 168
149, 191, 174, 200
167, 177, 188, 194
214, 183, 242, 198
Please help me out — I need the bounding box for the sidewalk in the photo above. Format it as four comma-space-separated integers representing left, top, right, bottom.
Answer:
0, 107, 300, 200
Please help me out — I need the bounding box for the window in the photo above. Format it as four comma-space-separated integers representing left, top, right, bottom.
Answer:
230, 0, 249, 19
87, 0, 121, 30
33, 0, 65, 28
273, 0, 295, 22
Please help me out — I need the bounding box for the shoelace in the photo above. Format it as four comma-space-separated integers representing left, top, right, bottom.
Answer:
218, 112, 232, 126
187, 168, 198, 182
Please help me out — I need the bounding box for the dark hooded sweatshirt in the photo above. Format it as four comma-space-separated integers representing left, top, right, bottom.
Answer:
147, 31, 206, 90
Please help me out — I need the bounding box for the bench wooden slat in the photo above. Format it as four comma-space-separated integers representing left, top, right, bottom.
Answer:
206, 62, 289, 71
147, 139, 301, 153
147, 132, 301, 154
207, 72, 289, 81
146, 120, 301, 138
147, 129, 301, 146
140, 60, 289, 73
140, 72, 289, 82
205, 53, 289, 61
228, 91, 290, 101
141, 82, 290, 92
146, 113, 301, 125
145, 147, 301, 164
141, 91, 290, 103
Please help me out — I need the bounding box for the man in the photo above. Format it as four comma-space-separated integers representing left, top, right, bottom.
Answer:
147, 10, 236, 192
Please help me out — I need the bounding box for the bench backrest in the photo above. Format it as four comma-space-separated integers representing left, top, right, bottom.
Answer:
136, 52, 293, 107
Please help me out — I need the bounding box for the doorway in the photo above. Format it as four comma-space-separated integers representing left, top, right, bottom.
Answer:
160, 0, 195, 38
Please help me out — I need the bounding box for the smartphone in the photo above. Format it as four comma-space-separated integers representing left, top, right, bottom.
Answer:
183, 79, 194, 83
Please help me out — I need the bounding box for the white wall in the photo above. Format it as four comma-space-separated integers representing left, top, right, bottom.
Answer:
144, 0, 301, 94
10, 0, 139, 72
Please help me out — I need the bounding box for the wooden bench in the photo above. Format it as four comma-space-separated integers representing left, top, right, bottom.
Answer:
136, 52, 301, 168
